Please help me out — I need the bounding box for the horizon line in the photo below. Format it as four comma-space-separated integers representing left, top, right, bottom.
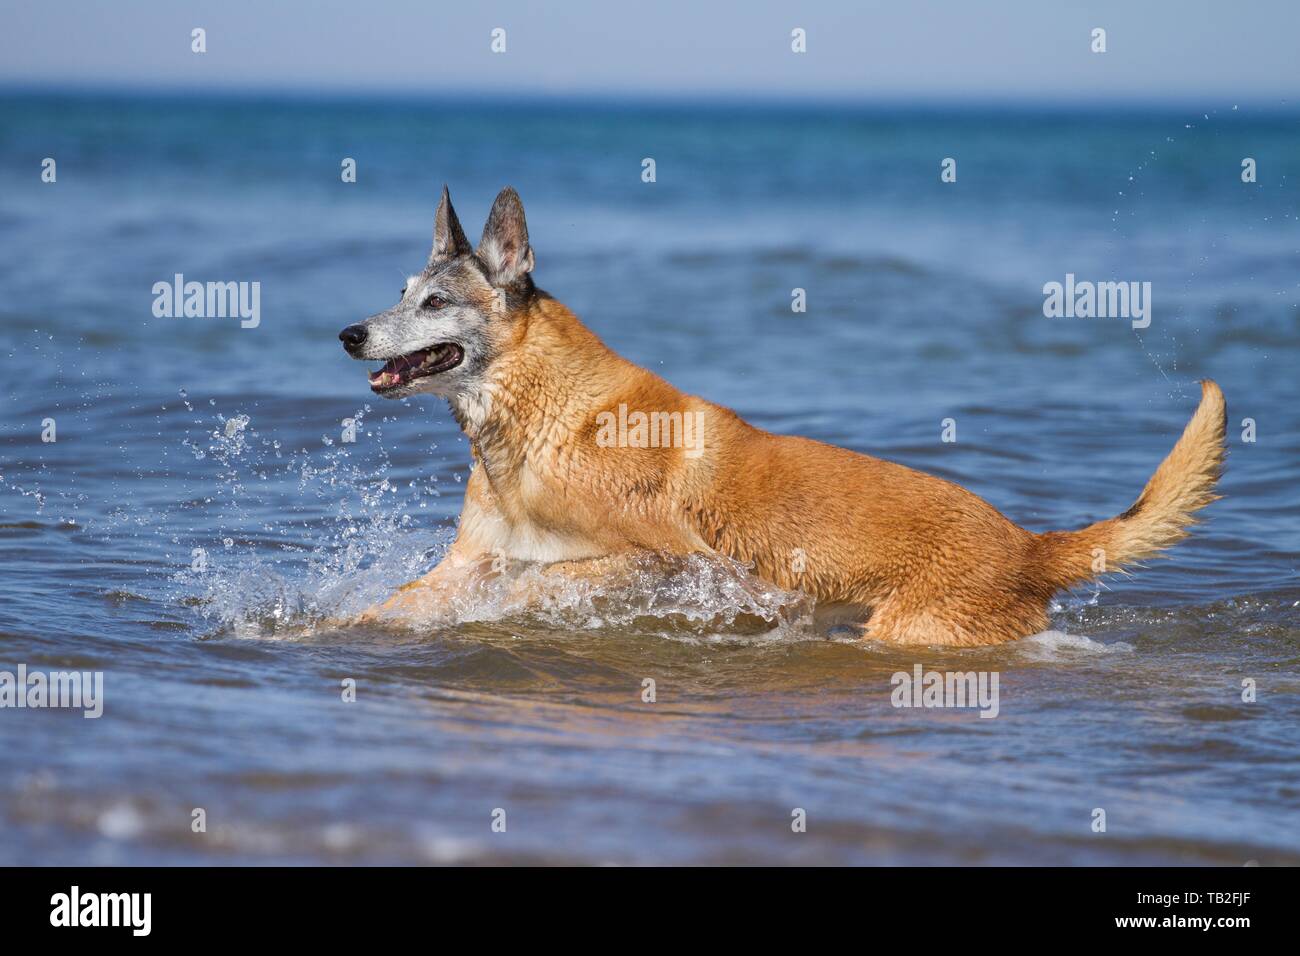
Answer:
0, 81, 1295, 116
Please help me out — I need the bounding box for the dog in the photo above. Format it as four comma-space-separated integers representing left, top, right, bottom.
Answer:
339, 185, 1226, 646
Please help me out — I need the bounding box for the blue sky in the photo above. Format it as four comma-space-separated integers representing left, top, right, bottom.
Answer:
1, 0, 1296, 104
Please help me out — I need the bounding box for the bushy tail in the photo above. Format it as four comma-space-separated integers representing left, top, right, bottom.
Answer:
1037, 380, 1226, 588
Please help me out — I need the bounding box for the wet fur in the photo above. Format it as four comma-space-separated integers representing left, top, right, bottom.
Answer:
347, 187, 1227, 646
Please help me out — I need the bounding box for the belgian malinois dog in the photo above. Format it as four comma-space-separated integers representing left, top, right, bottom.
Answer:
339, 186, 1226, 646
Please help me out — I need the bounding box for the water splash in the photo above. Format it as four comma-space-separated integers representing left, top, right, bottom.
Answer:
1017, 629, 1134, 659
167, 406, 813, 642
371, 551, 817, 643
170, 404, 449, 636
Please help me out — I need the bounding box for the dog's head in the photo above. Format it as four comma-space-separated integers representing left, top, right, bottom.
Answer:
339, 185, 536, 401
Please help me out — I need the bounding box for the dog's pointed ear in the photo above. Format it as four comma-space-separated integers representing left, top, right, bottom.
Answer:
430, 185, 471, 263
477, 186, 535, 287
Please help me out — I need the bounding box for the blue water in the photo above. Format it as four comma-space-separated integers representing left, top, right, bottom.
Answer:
0, 93, 1297, 864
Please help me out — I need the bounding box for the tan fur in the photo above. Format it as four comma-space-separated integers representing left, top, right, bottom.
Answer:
362, 296, 1226, 646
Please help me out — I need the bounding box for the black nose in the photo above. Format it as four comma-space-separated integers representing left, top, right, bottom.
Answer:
339, 324, 368, 349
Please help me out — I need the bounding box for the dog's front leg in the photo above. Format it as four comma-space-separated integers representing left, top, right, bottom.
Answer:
353, 466, 507, 625
353, 548, 485, 625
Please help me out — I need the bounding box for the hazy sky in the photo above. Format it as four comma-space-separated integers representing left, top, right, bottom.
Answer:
1, 0, 1296, 103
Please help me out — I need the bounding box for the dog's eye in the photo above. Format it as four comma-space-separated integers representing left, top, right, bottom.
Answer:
423, 295, 446, 310
399, 286, 406, 297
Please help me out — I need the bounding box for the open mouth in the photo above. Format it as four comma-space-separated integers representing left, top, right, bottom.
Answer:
368, 344, 464, 392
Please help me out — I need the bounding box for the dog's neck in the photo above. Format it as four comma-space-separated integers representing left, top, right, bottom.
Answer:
446, 380, 497, 442
447, 296, 625, 481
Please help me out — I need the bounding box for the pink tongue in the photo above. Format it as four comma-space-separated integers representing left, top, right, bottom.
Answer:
369, 350, 428, 388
